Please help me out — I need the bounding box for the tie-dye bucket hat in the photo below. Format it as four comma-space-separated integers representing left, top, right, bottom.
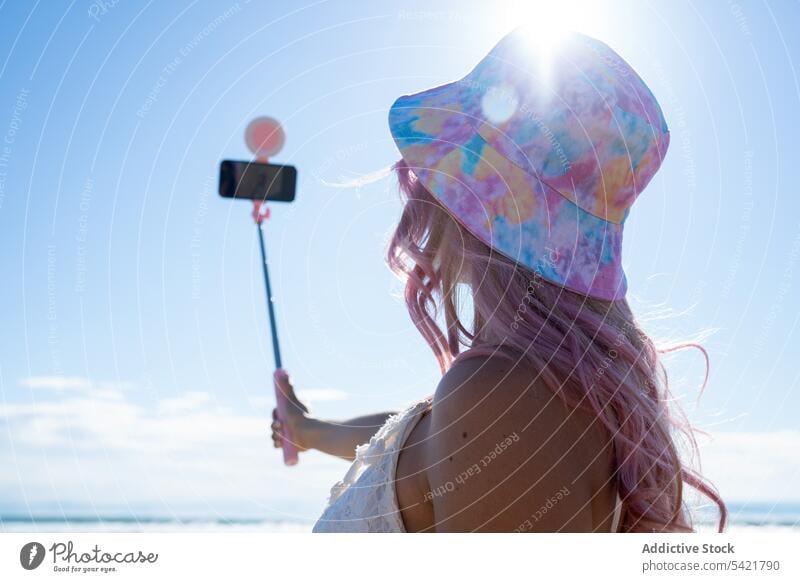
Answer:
388, 27, 669, 300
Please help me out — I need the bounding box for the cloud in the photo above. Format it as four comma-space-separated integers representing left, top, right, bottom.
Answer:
697, 430, 800, 503
157, 391, 213, 415
0, 377, 348, 519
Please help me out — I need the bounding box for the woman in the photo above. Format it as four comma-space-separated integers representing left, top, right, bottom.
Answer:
271, 27, 726, 532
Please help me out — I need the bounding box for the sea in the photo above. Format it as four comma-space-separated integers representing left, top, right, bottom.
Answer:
2, 503, 798, 533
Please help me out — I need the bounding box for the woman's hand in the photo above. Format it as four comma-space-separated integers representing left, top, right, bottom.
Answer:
271, 369, 397, 460
271, 369, 312, 453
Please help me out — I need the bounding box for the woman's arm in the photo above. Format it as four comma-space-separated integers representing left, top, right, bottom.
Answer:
270, 370, 395, 461
298, 413, 396, 460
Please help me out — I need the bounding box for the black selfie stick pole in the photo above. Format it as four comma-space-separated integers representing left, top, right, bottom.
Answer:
256, 219, 282, 369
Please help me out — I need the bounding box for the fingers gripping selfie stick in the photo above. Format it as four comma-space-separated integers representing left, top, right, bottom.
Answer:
245, 116, 299, 466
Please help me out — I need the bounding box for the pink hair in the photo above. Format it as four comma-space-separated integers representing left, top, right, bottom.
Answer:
387, 159, 726, 532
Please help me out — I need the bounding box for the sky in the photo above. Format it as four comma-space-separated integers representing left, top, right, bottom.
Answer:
0, 0, 798, 524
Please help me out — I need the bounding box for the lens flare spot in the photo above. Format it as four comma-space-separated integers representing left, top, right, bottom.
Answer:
481, 84, 519, 125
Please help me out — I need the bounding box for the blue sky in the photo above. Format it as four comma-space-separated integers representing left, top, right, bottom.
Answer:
0, 0, 798, 522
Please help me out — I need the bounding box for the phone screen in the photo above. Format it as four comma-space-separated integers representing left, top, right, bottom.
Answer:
218, 160, 297, 202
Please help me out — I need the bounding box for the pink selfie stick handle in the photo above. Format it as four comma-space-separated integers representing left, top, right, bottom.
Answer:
274, 369, 299, 466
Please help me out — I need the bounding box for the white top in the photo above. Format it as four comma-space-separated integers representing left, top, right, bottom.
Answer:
313, 398, 623, 533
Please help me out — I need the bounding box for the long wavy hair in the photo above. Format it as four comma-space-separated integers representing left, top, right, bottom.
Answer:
387, 158, 726, 533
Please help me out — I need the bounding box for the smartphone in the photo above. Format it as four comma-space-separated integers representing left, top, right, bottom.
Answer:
218, 160, 297, 202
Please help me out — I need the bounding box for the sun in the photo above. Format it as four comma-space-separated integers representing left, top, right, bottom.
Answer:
490, 0, 611, 41
484, 0, 614, 89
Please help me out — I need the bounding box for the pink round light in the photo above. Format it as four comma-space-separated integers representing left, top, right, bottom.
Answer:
245, 116, 285, 158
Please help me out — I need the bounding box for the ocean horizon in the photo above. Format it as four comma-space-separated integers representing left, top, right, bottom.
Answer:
2, 503, 798, 533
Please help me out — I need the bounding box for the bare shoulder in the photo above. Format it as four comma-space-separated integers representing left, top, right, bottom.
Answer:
432, 353, 579, 432
424, 354, 616, 532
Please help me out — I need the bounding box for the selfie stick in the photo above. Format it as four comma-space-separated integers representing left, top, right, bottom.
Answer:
246, 116, 298, 466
